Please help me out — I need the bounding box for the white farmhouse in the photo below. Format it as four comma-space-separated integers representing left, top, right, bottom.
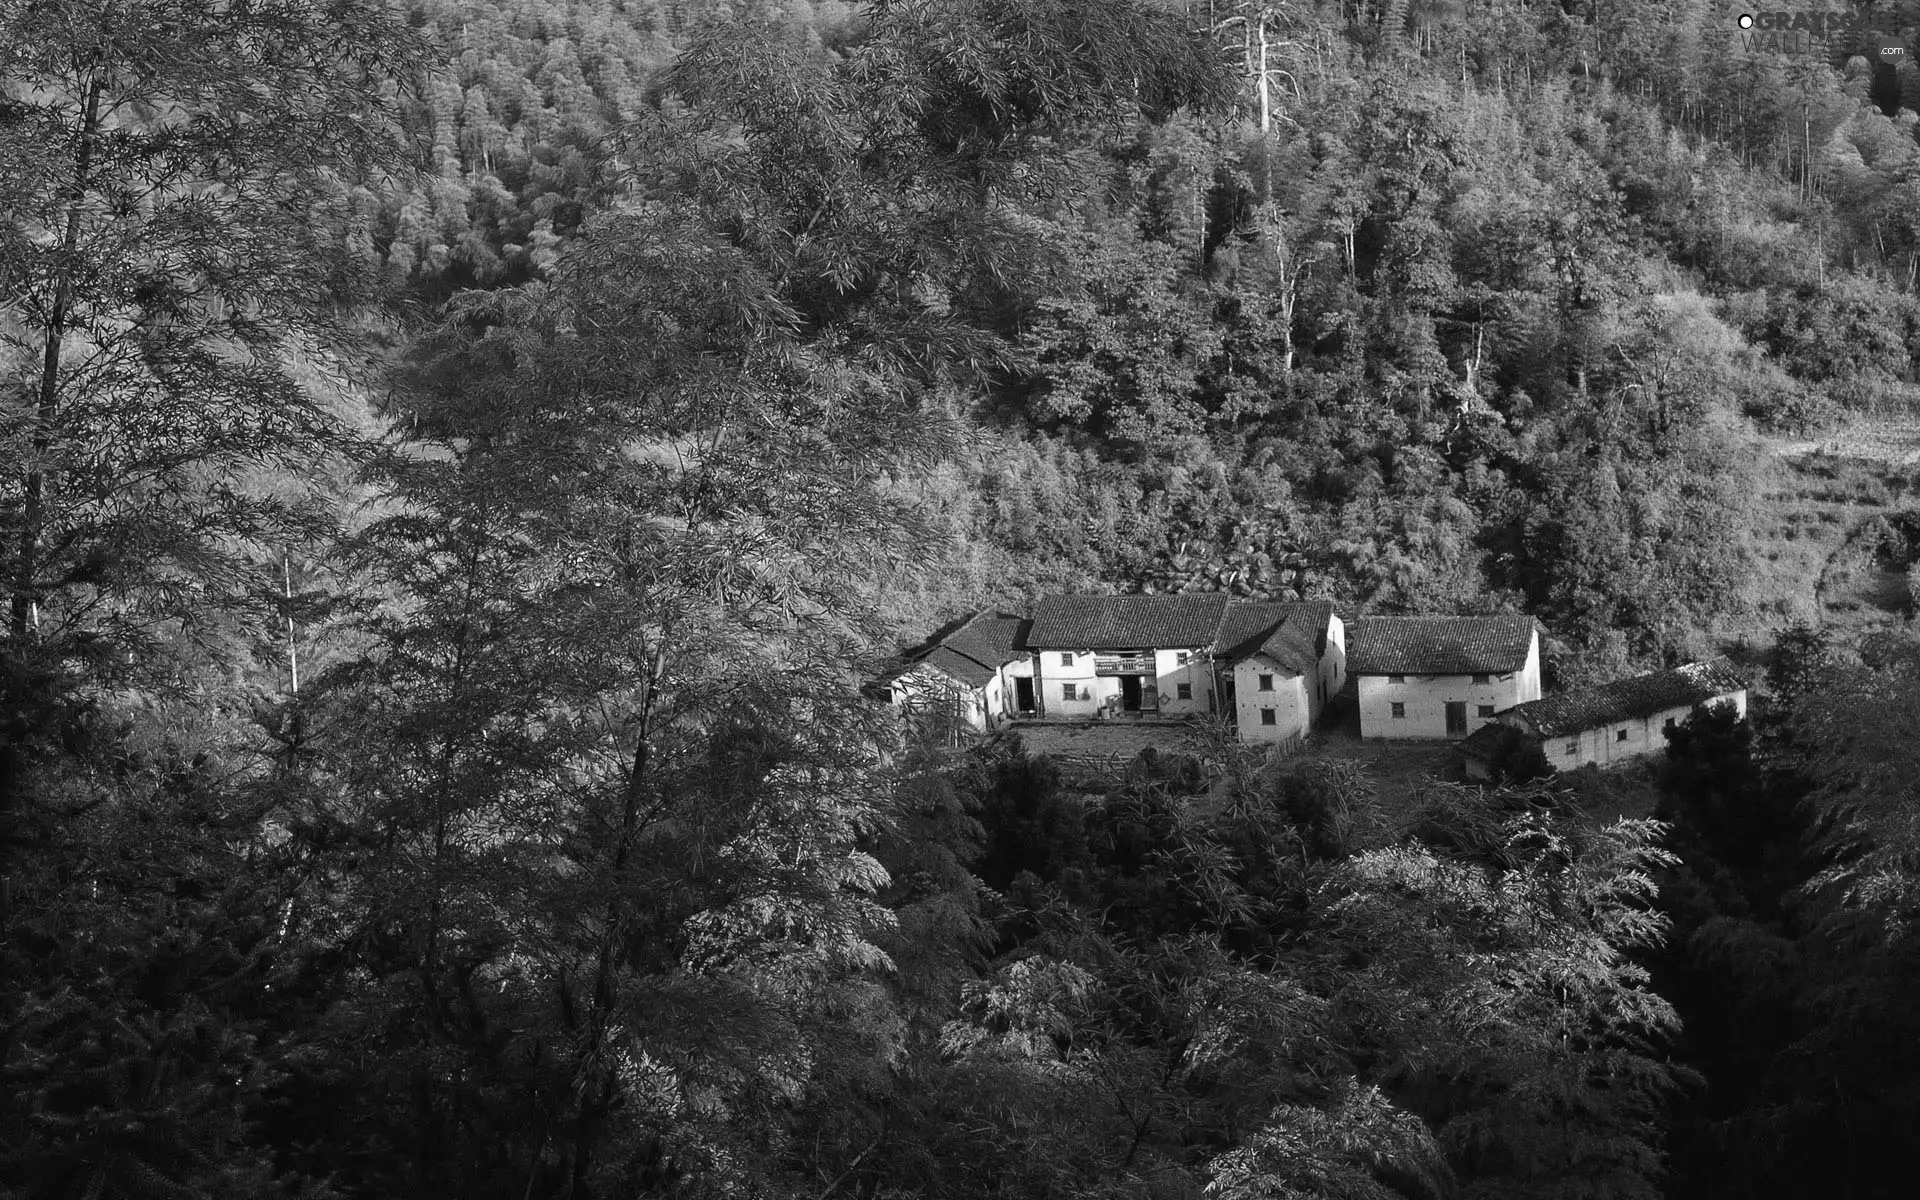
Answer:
882, 594, 1347, 743
878, 610, 1035, 733
1348, 615, 1542, 739
1213, 601, 1346, 741
1026, 593, 1231, 719
1460, 658, 1749, 775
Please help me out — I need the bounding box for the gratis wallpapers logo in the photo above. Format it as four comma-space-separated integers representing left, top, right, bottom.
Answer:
1734, 5, 1918, 59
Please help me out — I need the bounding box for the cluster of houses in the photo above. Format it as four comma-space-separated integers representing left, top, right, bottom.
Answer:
878, 593, 1749, 774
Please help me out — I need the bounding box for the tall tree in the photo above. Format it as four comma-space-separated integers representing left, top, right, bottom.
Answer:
0, 0, 421, 906
0, 1, 423, 1193
276, 4, 1237, 1195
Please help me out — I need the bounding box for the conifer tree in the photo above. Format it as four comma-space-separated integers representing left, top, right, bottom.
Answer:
0, 2, 423, 1191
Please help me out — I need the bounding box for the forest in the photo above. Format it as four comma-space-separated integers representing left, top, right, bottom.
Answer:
5, 1, 1920, 1197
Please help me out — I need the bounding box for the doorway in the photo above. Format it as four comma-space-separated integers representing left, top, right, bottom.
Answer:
1445, 701, 1467, 735
1120, 675, 1143, 712
1014, 676, 1035, 714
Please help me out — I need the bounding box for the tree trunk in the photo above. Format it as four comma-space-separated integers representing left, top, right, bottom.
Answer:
570, 640, 667, 1199
1463, 323, 1484, 409
1278, 281, 1297, 401
12, 77, 103, 640
1255, 16, 1270, 133
1802, 100, 1811, 204
2, 74, 103, 933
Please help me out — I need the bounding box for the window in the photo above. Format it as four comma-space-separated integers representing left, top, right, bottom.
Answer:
1258, 673, 1275, 691
1477, 704, 1495, 717
1388, 674, 1405, 684
1616, 728, 1629, 742
1176, 683, 1192, 700
1663, 717, 1677, 731
1260, 708, 1277, 726
1391, 702, 1406, 718
1472, 673, 1490, 684
1565, 740, 1578, 755
1062, 683, 1079, 701
1176, 651, 1190, 665
1060, 652, 1074, 666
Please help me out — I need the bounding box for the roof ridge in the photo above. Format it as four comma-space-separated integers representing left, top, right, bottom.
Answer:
1349, 614, 1537, 675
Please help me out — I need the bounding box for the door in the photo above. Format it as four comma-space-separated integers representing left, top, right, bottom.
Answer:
1120, 675, 1142, 712
1014, 676, 1035, 714
1445, 700, 1467, 735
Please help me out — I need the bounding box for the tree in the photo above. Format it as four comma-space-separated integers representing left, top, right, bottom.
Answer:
1650, 639, 1920, 1200
1791, 637, 1920, 938
1766, 621, 1835, 721
1657, 702, 1803, 910
1329, 788, 1686, 1200
0, 4, 422, 1192
1195, 1, 1315, 134
268, 5, 1239, 1194
1475, 723, 1556, 784
0, 0, 422, 912
1021, 228, 1225, 449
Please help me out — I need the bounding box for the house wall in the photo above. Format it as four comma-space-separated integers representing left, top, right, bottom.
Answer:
1314, 614, 1346, 723
1517, 634, 1542, 707
1152, 648, 1215, 715
1034, 648, 1105, 718
888, 665, 988, 732
1356, 634, 1542, 739
1538, 691, 1748, 772
990, 655, 1038, 724
1233, 661, 1309, 741
1034, 647, 1211, 718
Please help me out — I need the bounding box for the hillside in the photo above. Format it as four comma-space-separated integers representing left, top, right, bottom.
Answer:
347, 1, 1920, 681
10, 4, 1920, 1200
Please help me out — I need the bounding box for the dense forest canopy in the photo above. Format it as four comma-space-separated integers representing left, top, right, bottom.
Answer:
6, 1, 1920, 1197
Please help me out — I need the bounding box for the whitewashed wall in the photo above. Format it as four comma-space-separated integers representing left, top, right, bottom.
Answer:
1357, 634, 1541, 739
992, 655, 1037, 723
1317, 614, 1346, 720
1233, 662, 1309, 740
888, 665, 988, 732
1152, 648, 1215, 715
1540, 691, 1747, 771
1035, 649, 1103, 717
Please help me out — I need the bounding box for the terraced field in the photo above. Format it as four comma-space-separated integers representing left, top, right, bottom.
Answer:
1745, 436, 1918, 640
1773, 418, 1920, 466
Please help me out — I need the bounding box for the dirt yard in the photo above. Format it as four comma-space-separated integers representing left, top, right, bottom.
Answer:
1000, 704, 1462, 819
998, 719, 1217, 791
1292, 703, 1464, 822
1004, 719, 1211, 759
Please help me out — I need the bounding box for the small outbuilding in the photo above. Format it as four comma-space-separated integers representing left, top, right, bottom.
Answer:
1461, 658, 1749, 776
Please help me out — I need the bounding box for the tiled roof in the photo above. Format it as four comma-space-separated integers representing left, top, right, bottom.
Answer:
1456, 722, 1514, 761
1347, 615, 1538, 675
941, 612, 1031, 669
878, 610, 1031, 690
1027, 593, 1233, 649
1214, 601, 1334, 673
1503, 658, 1748, 738
913, 647, 998, 688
